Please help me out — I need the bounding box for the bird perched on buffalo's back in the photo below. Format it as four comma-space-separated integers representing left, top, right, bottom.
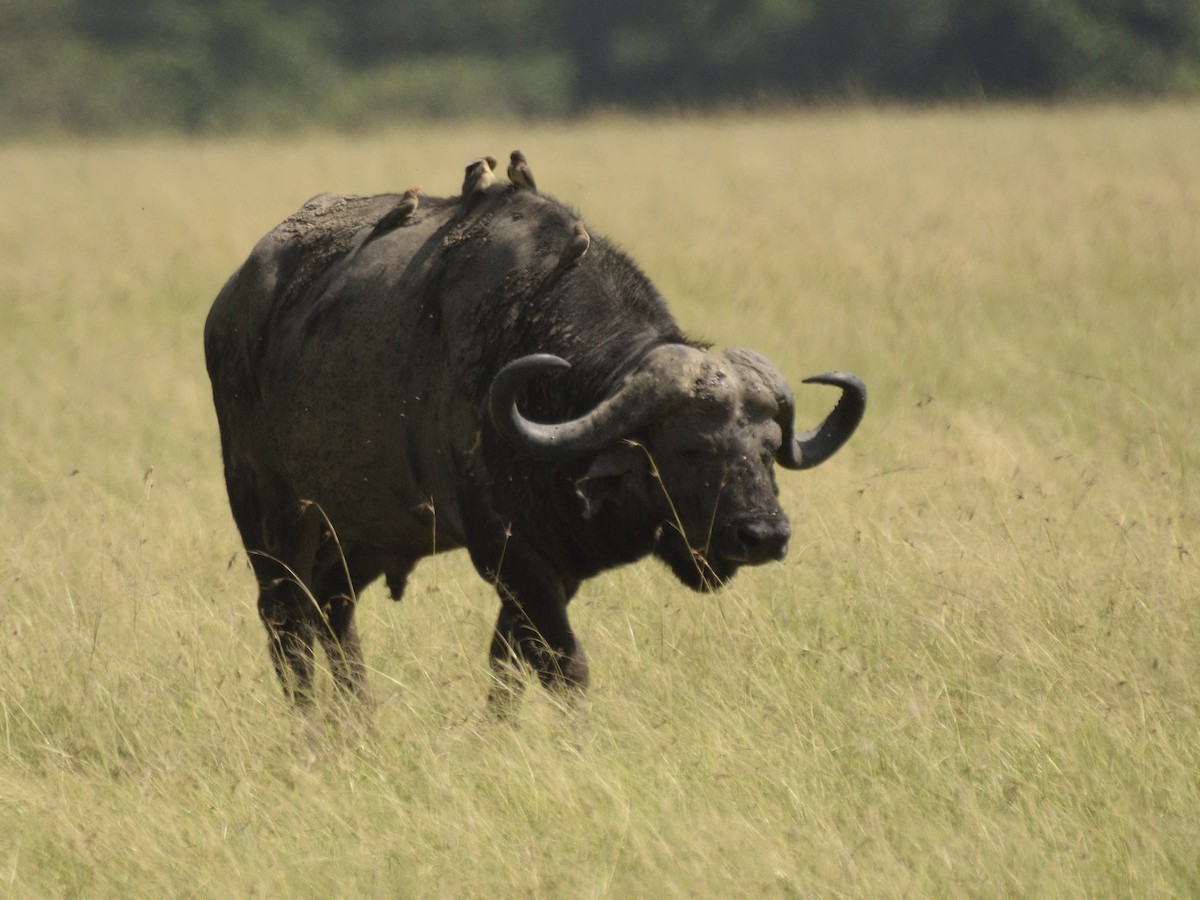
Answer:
507, 150, 537, 193
557, 221, 590, 270
364, 187, 420, 243
462, 156, 497, 201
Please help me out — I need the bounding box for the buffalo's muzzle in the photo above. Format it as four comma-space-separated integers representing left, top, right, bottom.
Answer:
725, 518, 791, 565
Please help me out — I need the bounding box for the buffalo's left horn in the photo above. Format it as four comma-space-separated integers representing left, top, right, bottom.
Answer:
488, 345, 704, 460
723, 349, 866, 471
775, 371, 867, 470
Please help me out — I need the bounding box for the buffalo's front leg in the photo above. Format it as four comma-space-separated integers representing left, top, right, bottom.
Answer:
466, 516, 587, 715
488, 593, 589, 714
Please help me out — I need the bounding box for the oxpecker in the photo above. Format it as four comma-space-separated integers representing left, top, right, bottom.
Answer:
507, 150, 537, 192
462, 155, 498, 200
557, 221, 590, 269
364, 188, 420, 242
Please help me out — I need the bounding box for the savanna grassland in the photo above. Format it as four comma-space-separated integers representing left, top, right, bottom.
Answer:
2, 105, 1198, 897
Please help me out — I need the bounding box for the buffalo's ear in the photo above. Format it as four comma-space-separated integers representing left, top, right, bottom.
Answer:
574, 444, 644, 520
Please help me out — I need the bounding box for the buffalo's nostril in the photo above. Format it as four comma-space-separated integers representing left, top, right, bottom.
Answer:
733, 520, 791, 564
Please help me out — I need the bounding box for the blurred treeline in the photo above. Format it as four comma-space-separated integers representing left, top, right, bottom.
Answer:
4, 0, 1199, 133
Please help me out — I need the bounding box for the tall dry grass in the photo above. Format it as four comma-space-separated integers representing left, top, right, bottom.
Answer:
2, 104, 1198, 896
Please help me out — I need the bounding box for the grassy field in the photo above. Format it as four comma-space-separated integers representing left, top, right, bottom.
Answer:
2, 104, 1198, 896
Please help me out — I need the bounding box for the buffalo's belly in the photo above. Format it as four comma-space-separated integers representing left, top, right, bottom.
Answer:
276, 435, 467, 553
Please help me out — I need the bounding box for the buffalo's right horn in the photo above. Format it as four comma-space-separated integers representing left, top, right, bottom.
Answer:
488, 344, 705, 460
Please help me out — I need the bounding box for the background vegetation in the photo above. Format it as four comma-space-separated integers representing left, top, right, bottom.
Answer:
1, 104, 1198, 895
3, 0, 1200, 133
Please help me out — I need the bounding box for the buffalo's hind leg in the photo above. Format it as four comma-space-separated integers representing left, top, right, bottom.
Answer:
311, 569, 366, 698
255, 502, 332, 705
224, 463, 325, 705
309, 548, 406, 700
258, 579, 317, 705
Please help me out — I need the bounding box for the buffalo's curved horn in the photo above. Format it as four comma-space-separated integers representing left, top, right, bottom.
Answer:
723, 349, 866, 470
489, 344, 704, 460
775, 371, 867, 470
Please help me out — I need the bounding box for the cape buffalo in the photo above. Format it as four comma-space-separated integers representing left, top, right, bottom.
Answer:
204, 175, 866, 712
